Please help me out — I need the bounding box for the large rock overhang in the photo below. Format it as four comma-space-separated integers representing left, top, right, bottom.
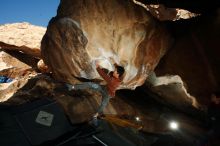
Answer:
41, 0, 173, 89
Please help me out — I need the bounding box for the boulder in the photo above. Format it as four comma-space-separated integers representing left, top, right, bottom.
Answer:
41, 0, 173, 89
0, 22, 46, 58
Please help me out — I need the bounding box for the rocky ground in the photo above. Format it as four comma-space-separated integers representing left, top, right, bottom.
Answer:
0, 48, 208, 142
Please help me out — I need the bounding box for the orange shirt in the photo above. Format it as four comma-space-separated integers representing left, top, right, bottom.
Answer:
96, 67, 121, 97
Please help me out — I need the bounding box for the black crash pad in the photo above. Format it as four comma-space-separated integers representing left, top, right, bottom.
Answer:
0, 98, 74, 146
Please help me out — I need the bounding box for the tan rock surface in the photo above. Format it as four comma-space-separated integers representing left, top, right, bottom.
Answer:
0, 50, 38, 101
0, 22, 46, 57
133, 1, 199, 21
41, 0, 173, 89
146, 72, 201, 109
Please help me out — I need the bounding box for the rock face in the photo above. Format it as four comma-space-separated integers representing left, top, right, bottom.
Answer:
41, 0, 173, 89
155, 13, 220, 106
0, 22, 45, 101
146, 72, 200, 110
0, 50, 38, 101
0, 22, 46, 57
133, 1, 200, 21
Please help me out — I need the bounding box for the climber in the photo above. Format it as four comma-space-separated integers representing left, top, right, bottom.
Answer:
66, 60, 125, 118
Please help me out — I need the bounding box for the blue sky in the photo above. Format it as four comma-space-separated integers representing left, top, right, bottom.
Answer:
0, 0, 60, 27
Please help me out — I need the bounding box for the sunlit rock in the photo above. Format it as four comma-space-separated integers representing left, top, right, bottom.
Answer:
0, 51, 13, 71
0, 79, 28, 102
0, 22, 46, 57
41, 0, 173, 89
37, 59, 50, 73
0, 50, 37, 101
133, 0, 200, 21
146, 72, 201, 109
